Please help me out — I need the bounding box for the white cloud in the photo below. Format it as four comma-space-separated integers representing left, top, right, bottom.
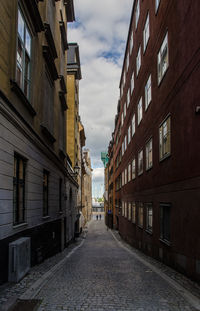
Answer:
68, 0, 133, 195
92, 167, 104, 183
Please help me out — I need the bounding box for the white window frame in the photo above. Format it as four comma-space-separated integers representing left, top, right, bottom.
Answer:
145, 75, 152, 110
128, 163, 131, 182
136, 46, 141, 76
138, 149, 143, 175
132, 158, 136, 179
158, 32, 169, 84
128, 125, 131, 144
143, 13, 150, 52
127, 88, 130, 107
132, 114, 135, 136
155, 0, 161, 12
131, 72, 134, 94
135, 0, 140, 29
159, 116, 171, 160
137, 97, 143, 125
146, 138, 153, 170
130, 32, 134, 53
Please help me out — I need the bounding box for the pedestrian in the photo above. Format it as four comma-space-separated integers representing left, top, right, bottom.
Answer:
96, 215, 98, 220
99, 214, 101, 220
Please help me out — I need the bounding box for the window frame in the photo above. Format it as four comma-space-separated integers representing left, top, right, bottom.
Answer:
146, 203, 153, 233
16, 6, 32, 99
146, 138, 153, 170
137, 97, 143, 125
132, 202, 136, 223
135, 0, 140, 29
132, 114, 135, 136
159, 115, 171, 161
145, 75, 152, 110
138, 202, 144, 228
136, 46, 141, 76
13, 153, 27, 226
143, 13, 150, 52
138, 149, 143, 176
132, 158, 136, 180
158, 32, 169, 84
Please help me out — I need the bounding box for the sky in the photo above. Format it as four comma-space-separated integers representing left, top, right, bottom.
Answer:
68, 0, 133, 197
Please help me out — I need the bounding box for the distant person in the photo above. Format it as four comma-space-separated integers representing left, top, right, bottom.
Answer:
96, 215, 98, 220
99, 214, 101, 220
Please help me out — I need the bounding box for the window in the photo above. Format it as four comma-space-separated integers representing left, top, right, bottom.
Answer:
125, 168, 127, 185
122, 140, 124, 156
128, 163, 131, 182
138, 97, 143, 125
136, 46, 141, 75
145, 75, 152, 110
135, 0, 140, 29
159, 116, 171, 160
160, 203, 171, 242
127, 89, 130, 107
146, 203, 153, 232
132, 203, 136, 223
146, 138, 153, 170
131, 72, 134, 93
126, 52, 129, 72
17, 8, 32, 98
128, 203, 132, 221
124, 102, 126, 119
122, 171, 124, 187
124, 202, 127, 218
130, 32, 134, 53
132, 158, 136, 179
143, 13, 150, 52
124, 135, 127, 151
138, 149, 143, 175
121, 112, 124, 127
43, 170, 49, 216
122, 201, 124, 216
138, 202, 143, 227
158, 33, 168, 84
128, 125, 131, 144
155, 0, 161, 12
13, 153, 26, 225
132, 114, 135, 136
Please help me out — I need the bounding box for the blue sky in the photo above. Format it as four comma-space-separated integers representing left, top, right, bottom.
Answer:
68, 0, 133, 197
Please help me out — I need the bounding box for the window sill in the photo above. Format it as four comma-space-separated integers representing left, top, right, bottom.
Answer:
159, 153, 171, 163
42, 216, 50, 220
138, 225, 143, 230
146, 165, 153, 172
10, 79, 36, 117
159, 238, 171, 247
40, 124, 56, 144
145, 229, 153, 235
13, 222, 28, 229
158, 66, 169, 87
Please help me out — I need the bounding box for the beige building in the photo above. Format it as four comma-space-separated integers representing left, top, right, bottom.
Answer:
0, 0, 78, 284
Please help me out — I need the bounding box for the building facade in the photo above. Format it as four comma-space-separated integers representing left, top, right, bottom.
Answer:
81, 149, 92, 224
0, 0, 78, 284
112, 0, 200, 281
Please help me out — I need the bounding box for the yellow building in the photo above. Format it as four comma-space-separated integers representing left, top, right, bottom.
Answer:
66, 43, 82, 169
0, 0, 79, 284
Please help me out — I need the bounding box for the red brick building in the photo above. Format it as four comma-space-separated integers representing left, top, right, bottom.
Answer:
112, 0, 200, 281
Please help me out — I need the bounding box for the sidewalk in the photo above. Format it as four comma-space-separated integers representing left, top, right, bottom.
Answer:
111, 229, 200, 301
0, 227, 88, 311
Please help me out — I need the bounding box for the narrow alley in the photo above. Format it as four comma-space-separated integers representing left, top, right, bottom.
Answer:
32, 220, 200, 311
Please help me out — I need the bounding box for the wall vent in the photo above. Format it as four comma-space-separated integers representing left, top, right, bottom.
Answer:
8, 237, 31, 283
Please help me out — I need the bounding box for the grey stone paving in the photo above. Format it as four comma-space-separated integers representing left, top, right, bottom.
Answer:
35, 220, 200, 311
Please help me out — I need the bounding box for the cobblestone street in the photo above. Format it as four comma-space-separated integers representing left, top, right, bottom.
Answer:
33, 220, 200, 311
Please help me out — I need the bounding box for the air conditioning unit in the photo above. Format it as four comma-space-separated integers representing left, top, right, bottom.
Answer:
8, 237, 31, 283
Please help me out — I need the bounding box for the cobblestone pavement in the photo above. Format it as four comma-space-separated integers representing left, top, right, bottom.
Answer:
35, 220, 200, 311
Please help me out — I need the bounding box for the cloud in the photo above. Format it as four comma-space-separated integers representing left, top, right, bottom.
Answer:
92, 167, 104, 183
68, 0, 133, 194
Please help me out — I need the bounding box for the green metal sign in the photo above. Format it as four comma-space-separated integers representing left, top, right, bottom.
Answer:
101, 152, 109, 168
